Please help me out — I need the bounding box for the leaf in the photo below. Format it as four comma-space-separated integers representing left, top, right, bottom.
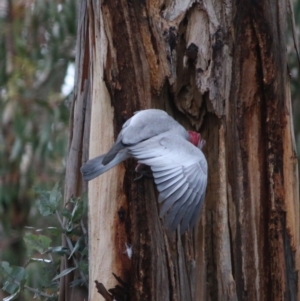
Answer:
2, 281, 19, 295
0, 262, 27, 295
52, 266, 77, 281
46, 246, 69, 256
81, 246, 88, 256
34, 183, 61, 216
65, 221, 74, 232
23, 233, 52, 254
3, 286, 21, 301
78, 259, 88, 276
71, 197, 87, 223
70, 278, 84, 287
46, 226, 62, 235
29, 258, 52, 264
1, 262, 27, 283
9, 138, 22, 161
68, 236, 82, 259
70, 200, 82, 222
60, 208, 72, 219
0, 261, 12, 276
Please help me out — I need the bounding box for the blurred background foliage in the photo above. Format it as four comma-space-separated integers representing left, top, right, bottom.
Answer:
289, 0, 300, 153
0, 0, 76, 299
0, 0, 299, 300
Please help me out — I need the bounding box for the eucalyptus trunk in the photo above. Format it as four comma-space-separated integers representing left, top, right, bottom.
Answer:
61, 0, 300, 300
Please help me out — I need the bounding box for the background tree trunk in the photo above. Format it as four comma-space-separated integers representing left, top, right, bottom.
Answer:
64, 0, 299, 300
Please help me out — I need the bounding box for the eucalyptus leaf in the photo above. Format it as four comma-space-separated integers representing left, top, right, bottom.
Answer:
35, 183, 61, 216
2, 281, 19, 295
61, 208, 72, 219
29, 258, 52, 264
3, 286, 21, 301
52, 266, 77, 281
0, 262, 27, 295
47, 246, 69, 256
68, 236, 82, 259
46, 226, 63, 235
23, 233, 51, 254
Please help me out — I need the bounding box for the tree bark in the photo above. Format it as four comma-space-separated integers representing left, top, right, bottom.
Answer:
64, 0, 299, 300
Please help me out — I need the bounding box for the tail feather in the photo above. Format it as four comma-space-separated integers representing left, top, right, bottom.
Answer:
102, 139, 125, 165
81, 150, 129, 181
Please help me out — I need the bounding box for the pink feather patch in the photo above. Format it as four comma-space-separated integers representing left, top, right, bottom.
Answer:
188, 131, 200, 146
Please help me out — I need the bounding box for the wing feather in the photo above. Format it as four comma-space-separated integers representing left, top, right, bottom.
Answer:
183, 165, 200, 188
154, 169, 183, 184
157, 177, 188, 201
179, 170, 207, 231
156, 174, 185, 191
180, 193, 202, 233
159, 183, 189, 214
151, 165, 178, 172
128, 132, 207, 232
161, 164, 204, 230
189, 195, 205, 228
163, 188, 194, 229
169, 172, 201, 225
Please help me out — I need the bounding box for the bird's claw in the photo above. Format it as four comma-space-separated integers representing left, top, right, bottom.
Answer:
134, 170, 153, 181
134, 163, 153, 181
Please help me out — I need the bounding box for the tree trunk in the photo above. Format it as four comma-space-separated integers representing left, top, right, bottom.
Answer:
64, 0, 300, 300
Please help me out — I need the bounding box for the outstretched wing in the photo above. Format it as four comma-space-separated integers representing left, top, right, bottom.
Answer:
129, 132, 207, 233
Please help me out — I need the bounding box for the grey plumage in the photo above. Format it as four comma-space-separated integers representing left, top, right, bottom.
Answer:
81, 109, 207, 233
81, 149, 129, 181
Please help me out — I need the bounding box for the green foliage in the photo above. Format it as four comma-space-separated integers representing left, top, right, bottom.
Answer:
0, 1, 83, 300
23, 234, 52, 255
0, 1, 77, 294
287, 0, 300, 156
0, 185, 88, 300
0, 0, 76, 216
34, 183, 62, 217
1, 262, 27, 296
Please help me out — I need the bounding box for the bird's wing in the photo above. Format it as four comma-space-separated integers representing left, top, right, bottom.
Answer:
129, 132, 207, 233
103, 110, 186, 165
121, 109, 187, 145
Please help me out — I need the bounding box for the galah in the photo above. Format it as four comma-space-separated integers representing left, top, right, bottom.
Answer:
81, 109, 207, 233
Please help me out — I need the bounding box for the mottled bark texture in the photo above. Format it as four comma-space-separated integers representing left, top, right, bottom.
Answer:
63, 0, 299, 300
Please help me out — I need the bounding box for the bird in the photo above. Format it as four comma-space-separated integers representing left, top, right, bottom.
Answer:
81, 109, 207, 233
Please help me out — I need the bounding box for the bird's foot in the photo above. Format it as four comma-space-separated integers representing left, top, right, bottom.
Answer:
134, 163, 153, 181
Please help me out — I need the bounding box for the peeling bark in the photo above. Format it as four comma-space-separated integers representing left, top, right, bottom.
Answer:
63, 0, 299, 300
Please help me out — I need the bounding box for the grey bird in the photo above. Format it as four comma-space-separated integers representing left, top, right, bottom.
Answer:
81, 109, 207, 233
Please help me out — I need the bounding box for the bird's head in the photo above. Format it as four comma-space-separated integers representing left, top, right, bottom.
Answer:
188, 131, 206, 150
